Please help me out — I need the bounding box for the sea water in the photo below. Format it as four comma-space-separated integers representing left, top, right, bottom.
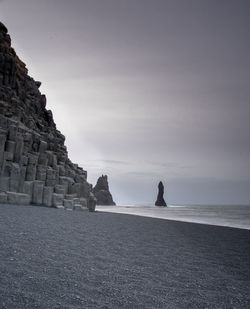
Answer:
96, 204, 250, 230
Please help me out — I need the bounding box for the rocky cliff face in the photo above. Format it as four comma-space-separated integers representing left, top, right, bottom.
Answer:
93, 175, 116, 205
0, 22, 95, 211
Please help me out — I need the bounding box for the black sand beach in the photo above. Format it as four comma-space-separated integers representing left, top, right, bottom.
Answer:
0, 204, 249, 309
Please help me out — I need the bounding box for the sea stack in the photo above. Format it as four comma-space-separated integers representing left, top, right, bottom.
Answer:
0, 22, 95, 211
93, 175, 116, 205
155, 181, 167, 206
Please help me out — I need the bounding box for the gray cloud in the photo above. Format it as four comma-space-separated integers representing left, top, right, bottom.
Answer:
93, 159, 130, 166
0, 0, 249, 204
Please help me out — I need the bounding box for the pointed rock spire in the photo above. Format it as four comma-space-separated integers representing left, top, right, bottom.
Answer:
93, 175, 116, 205
155, 181, 167, 206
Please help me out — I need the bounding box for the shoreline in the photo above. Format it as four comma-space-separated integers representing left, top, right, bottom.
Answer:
96, 204, 250, 230
1, 202, 249, 230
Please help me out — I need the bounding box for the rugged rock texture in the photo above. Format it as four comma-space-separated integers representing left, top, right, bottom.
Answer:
0, 22, 95, 211
93, 175, 116, 205
155, 181, 167, 206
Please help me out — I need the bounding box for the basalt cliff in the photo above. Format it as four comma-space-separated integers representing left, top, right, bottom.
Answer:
0, 22, 96, 211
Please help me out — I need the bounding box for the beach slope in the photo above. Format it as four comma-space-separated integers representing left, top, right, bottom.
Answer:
0, 204, 249, 308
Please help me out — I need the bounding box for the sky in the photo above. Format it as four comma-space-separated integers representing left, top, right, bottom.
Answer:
0, 0, 249, 205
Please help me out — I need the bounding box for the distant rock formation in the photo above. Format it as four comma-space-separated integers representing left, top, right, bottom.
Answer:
0, 22, 95, 211
155, 181, 167, 206
93, 175, 116, 205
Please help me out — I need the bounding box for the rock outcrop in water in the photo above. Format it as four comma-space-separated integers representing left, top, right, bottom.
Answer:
155, 181, 167, 206
93, 175, 116, 205
0, 22, 95, 211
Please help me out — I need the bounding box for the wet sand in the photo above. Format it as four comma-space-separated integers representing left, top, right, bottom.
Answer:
0, 203, 249, 308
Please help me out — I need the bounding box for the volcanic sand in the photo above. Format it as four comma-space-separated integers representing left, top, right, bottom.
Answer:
0, 204, 249, 308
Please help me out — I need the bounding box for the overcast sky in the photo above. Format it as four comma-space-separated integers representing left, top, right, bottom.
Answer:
1, 0, 249, 205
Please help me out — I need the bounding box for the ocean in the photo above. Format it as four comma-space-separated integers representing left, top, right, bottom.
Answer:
96, 204, 250, 230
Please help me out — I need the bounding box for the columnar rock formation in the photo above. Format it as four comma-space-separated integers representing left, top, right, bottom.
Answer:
0, 22, 95, 211
93, 175, 116, 205
155, 181, 167, 206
